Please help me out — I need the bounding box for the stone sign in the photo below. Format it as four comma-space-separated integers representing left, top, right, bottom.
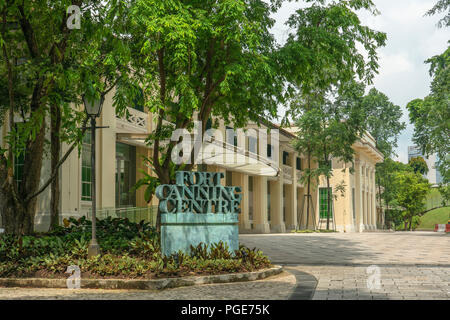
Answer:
156, 171, 242, 256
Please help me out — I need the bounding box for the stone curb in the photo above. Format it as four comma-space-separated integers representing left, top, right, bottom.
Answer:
0, 265, 282, 290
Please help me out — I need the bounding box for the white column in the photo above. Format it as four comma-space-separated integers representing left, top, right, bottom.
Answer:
235, 172, 250, 232
364, 166, 370, 230
371, 167, 377, 230
286, 152, 298, 230
253, 175, 270, 233
99, 91, 116, 210
271, 148, 285, 232
355, 160, 364, 232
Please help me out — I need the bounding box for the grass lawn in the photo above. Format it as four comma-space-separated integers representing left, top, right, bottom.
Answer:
417, 207, 450, 230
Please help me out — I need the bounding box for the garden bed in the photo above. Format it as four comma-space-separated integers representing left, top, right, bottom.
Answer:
0, 217, 272, 281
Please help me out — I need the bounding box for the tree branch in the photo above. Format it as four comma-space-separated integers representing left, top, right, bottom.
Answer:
1, 9, 21, 206
25, 117, 89, 202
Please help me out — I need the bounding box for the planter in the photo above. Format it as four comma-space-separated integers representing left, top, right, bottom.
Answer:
0, 265, 282, 290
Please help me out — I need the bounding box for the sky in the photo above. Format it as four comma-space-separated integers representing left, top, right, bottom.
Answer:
269, 0, 449, 163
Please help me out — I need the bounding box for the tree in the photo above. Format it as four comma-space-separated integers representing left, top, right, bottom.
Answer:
407, 46, 450, 188
293, 81, 367, 230
426, 0, 450, 28
392, 170, 431, 231
0, 1, 132, 234
408, 156, 429, 175
362, 88, 405, 158
361, 88, 406, 221
128, 0, 386, 231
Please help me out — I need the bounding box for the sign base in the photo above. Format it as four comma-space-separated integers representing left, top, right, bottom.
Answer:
161, 213, 239, 256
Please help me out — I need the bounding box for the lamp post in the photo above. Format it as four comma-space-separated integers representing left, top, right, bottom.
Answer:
82, 94, 105, 258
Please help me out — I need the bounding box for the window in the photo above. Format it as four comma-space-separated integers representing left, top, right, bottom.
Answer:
226, 126, 237, 146
81, 134, 93, 201
115, 142, 137, 208
14, 151, 25, 189
205, 118, 212, 131
296, 157, 302, 170
267, 144, 272, 158
319, 187, 333, 219
283, 151, 289, 165
248, 136, 257, 154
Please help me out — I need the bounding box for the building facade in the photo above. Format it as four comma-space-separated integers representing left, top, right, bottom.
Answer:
1, 89, 384, 233
408, 145, 443, 185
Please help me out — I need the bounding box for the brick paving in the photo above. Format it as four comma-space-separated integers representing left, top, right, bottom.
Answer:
240, 231, 450, 300
0, 231, 448, 299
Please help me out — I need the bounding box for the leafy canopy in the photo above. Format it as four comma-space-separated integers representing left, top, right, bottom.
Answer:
407, 46, 450, 185
362, 88, 406, 158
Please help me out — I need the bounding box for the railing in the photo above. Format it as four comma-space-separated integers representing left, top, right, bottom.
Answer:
116, 107, 149, 133
85, 206, 157, 226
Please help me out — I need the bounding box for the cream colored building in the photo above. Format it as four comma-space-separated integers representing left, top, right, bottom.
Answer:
1, 89, 384, 233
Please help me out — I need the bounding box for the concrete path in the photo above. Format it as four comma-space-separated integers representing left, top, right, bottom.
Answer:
0, 232, 448, 299
239, 231, 450, 266
240, 231, 450, 300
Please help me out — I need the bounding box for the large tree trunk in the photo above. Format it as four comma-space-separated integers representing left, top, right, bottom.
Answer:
49, 103, 61, 231
0, 123, 46, 235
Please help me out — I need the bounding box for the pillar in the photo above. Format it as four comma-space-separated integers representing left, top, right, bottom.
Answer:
355, 160, 364, 232
99, 91, 116, 210
285, 151, 298, 230
371, 167, 377, 230
234, 172, 251, 232
271, 149, 285, 232
253, 175, 270, 233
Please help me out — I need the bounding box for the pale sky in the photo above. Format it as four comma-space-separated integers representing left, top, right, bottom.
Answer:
269, 0, 449, 163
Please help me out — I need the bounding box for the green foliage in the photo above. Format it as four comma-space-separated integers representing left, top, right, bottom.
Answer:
0, 219, 271, 278
438, 184, 450, 207
426, 0, 450, 28
0, 0, 135, 234
292, 81, 367, 229
127, 0, 386, 198
376, 159, 411, 213
407, 46, 450, 186
362, 88, 406, 158
392, 170, 431, 230
408, 156, 429, 175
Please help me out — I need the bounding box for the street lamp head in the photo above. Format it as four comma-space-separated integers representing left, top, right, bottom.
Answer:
82, 94, 104, 118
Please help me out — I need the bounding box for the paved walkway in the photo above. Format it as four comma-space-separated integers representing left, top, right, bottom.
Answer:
239, 231, 450, 266
240, 232, 450, 300
0, 232, 448, 299
0, 271, 296, 300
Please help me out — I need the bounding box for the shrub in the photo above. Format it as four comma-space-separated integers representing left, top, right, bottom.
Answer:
0, 218, 271, 279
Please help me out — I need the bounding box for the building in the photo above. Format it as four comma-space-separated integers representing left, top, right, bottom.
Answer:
0, 89, 384, 233
408, 145, 442, 185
